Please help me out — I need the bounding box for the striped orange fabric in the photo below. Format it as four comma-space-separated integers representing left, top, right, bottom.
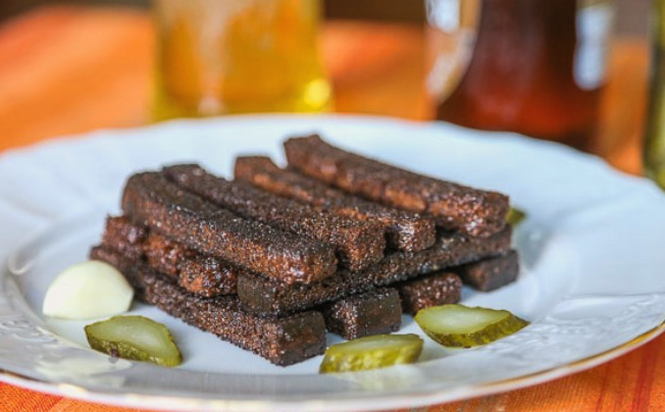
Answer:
0, 6, 656, 411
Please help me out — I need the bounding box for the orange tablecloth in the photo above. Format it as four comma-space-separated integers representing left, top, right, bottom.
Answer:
0, 6, 661, 412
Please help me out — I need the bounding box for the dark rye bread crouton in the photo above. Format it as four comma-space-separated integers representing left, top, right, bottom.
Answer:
100, 216, 237, 297
283, 135, 509, 238
121, 172, 337, 284
163, 164, 385, 272
397, 272, 462, 315
234, 156, 436, 252
144, 233, 239, 297
89, 246, 327, 366
238, 226, 513, 315
102, 216, 147, 261
178, 256, 239, 298
321, 288, 402, 339
455, 250, 519, 291
143, 232, 196, 278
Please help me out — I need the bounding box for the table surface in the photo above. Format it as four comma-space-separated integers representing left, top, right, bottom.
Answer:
0, 6, 661, 412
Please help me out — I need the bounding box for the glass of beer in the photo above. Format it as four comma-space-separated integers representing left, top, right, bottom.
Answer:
427, 0, 615, 150
153, 0, 331, 120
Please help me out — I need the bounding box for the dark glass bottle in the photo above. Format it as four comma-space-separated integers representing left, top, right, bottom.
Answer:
432, 0, 614, 150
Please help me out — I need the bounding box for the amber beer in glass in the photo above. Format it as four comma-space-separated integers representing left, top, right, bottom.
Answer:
429, 0, 614, 150
153, 0, 331, 120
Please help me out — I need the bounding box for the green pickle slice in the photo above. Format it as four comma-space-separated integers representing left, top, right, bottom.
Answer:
415, 304, 528, 348
320, 334, 423, 373
85, 315, 182, 367
506, 207, 526, 226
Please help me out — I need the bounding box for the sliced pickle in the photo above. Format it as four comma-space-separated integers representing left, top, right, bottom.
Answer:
415, 304, 528, 348
320, 334, 423, 373
506, 207, 526, 226
85, 315, 182, 367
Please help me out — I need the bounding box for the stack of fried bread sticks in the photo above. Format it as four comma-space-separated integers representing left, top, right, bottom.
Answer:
90, 135, 518, 366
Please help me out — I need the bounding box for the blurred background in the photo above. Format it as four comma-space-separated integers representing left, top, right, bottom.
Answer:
0, 0, 654, 178
0, 0, 650, 30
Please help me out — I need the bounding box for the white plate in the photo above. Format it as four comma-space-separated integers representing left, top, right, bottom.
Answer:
1, 114, 664, 411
